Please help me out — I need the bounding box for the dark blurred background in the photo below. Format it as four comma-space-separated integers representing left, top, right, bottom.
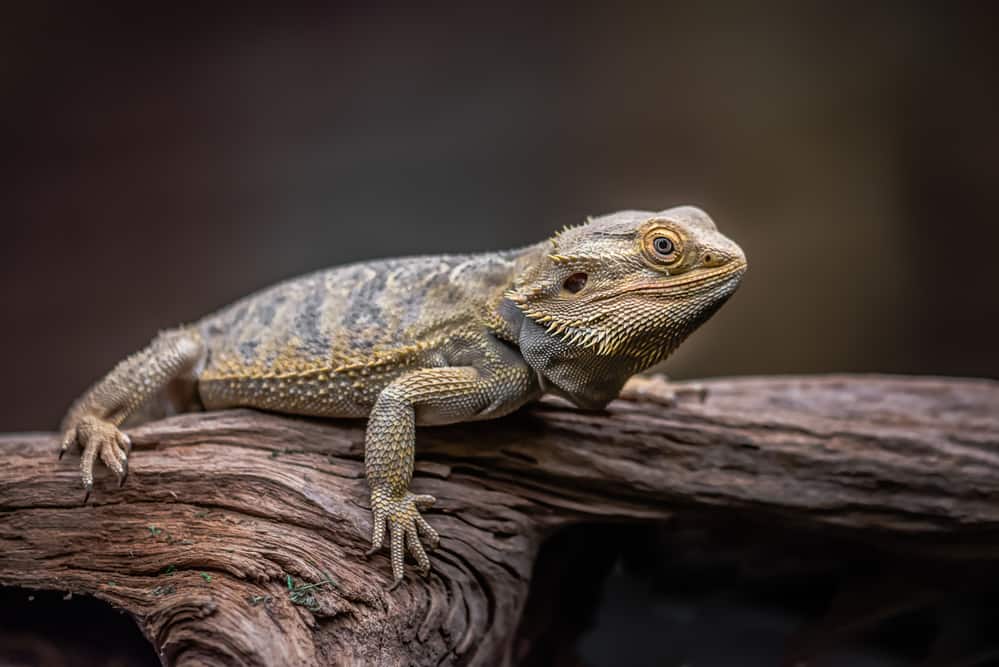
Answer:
1, 2, 997, 666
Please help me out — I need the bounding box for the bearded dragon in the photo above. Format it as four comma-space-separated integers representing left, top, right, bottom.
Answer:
58, 206, 746, 588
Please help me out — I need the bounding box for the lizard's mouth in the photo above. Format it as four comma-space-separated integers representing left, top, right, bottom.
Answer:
587, 261, 747, 303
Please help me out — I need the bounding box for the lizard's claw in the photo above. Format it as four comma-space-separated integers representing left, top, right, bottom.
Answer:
61, 416, 131, 502
367, 489, 439, 589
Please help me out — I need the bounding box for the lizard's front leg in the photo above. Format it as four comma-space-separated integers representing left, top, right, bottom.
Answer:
364, 362, 536, 589
59, 327, 205, 500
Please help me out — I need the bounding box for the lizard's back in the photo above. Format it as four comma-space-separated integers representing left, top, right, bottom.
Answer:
196, 250, 529, 418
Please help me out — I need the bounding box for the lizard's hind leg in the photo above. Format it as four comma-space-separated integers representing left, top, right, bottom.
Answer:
59, 327, 205, 501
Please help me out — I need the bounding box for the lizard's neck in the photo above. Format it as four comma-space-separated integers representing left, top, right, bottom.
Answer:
488, 242, 644, 409
485, 242, 550, 344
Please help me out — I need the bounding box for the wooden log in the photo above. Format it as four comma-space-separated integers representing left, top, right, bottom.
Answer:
0, 375, 997, 666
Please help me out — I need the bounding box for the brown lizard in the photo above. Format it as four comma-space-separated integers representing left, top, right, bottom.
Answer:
58, 206, 746, 588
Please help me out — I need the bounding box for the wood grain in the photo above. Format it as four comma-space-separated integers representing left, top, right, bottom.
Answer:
1, 374, 997, 666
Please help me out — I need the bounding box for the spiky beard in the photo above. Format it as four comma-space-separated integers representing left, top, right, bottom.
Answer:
510, 285, 734, 373
512, 302, 673, 370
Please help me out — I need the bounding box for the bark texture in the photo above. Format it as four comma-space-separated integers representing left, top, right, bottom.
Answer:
1, 374, 997, 666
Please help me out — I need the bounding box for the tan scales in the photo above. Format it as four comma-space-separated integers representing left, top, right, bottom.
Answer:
58, 206, 747, 588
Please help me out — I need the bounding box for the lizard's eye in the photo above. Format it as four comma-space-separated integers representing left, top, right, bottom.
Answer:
641, 228, 683, 268
653, 237, 674, 256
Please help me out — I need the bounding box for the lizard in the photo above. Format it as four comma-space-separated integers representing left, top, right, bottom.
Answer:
57, 205, 747, 589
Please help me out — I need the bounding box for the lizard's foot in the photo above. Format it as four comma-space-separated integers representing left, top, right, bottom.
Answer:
365, 488, 440, 590
59, 416, 131, 502
620, 374, 708, 406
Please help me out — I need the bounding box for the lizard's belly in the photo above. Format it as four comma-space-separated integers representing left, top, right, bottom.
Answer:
197, 374, 374, 419
197, 363, 409, 419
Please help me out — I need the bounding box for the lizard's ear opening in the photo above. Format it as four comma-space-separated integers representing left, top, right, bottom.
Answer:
562, 273, 588, 294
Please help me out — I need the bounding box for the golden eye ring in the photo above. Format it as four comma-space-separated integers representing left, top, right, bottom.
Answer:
641, 228, 683, 268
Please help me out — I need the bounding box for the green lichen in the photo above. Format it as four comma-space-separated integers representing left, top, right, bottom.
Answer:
285, 573, 336, 612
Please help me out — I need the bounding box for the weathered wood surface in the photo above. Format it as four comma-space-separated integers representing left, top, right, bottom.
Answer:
1, 374, 997, 666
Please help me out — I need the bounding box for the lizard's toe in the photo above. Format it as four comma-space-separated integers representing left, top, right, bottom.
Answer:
98, 438, 127, 481
389, 521, 405, 584
411, 494, 436, 510
621, 375, 710, 406
414, 514, 440, 551
368, 489, 440, 589
405, 526, 431, 576
365, 507, 387, 558
69, 416, 131, 501
58, 427, 77, 460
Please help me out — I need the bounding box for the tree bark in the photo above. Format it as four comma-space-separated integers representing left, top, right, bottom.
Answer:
1, 374, 997, 666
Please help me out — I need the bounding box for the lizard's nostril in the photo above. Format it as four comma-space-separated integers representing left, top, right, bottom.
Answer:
703, 252, 732, 268
703, 253, 724, 267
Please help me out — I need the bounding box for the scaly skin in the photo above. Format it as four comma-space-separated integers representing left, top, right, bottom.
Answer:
58, 206, 746, 588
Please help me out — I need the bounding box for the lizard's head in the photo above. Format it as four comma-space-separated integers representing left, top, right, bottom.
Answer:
506, 206, 746, 408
